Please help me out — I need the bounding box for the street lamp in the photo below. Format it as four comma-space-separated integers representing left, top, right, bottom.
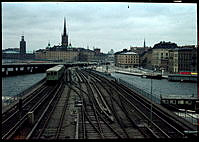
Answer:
150, 70, 155, 127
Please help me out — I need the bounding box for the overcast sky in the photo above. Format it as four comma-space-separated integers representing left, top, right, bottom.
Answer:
2, 2, 197, 53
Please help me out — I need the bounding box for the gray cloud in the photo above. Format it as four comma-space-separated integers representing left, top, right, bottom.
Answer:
2, 2, 197, 53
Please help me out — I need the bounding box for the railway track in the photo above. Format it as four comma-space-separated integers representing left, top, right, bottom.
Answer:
25, 81, 65, 139
2, 83, 54, 139
83, 69, 197, 138
2, 81, 47, 122
2, 67, 197, 139
74, 70, 126, 139
81, 69, 148, 138
2, 79, 65, 139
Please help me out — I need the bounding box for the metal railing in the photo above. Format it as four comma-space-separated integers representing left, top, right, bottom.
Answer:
118, 78, 161, 104
3, 77, 46, 106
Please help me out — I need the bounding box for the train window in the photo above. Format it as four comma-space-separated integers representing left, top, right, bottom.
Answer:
47, 73, 50, 76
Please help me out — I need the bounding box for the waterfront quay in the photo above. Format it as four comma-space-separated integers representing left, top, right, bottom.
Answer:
2, 66, 198, 139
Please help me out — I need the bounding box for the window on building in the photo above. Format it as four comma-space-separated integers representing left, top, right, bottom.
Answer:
163, 100, 169, 104
170, 100, 176, 104
178, 100, 184, 104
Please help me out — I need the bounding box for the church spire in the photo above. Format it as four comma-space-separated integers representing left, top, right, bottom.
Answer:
63, 17, 67, 36
61, 17, 68, 47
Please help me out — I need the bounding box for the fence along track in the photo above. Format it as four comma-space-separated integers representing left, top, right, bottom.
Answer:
112, 80, 186, 138
87, 70, 192, 137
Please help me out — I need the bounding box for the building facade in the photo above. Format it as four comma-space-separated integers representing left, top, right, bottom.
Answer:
78, 49, 95, 62
115, 51, 139, 68
168, 48, 197, 73
35, 49, 79, 62
151, 41, 178, 71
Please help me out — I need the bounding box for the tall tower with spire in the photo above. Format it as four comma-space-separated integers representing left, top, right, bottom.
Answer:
20, 34, 26, 54
144, 38, 146, 48
61, 17, 68, 47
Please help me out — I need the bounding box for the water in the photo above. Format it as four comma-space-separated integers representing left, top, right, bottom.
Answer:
111, 72, 198, 98
2, 73, 46, 98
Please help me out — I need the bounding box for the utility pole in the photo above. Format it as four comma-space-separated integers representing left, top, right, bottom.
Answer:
150, 76, 152, 126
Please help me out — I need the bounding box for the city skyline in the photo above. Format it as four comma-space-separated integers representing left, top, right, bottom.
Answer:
2, 2, 197, 53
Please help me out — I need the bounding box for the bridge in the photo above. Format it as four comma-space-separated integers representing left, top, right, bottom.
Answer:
2, 62, 98, 76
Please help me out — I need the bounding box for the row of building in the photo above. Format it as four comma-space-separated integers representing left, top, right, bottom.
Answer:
3, 17, 197, 74
3, 18, 106, 62
35, 46, 105, 62
114, 41, 197, 73
34, 18, 106, 62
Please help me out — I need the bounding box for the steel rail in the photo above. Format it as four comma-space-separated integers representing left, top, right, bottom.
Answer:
55, 86, 71, 139
85, 70, 171, 138
107, 80, 171, 138
77, 71, 104, 138
87, 70, 188, 137
26, 82, 64, 139
115, 81, 185, 137
71, 85, 123, 139
2, 85, 48, 124
80, 70, 124, 138
76, 70, 125, 138
2, 85, 52, 139
2, 81, 46, 119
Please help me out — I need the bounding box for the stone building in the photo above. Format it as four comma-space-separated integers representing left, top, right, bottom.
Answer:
115, 50, 139, 68
35, 49, 79, 62
168, 47, 197, 73
140, 48, 153, 69
78, 48, 95, 62
151, 41, 178, 71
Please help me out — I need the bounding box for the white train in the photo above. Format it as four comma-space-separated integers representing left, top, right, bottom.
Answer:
46, 65, 65, 84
